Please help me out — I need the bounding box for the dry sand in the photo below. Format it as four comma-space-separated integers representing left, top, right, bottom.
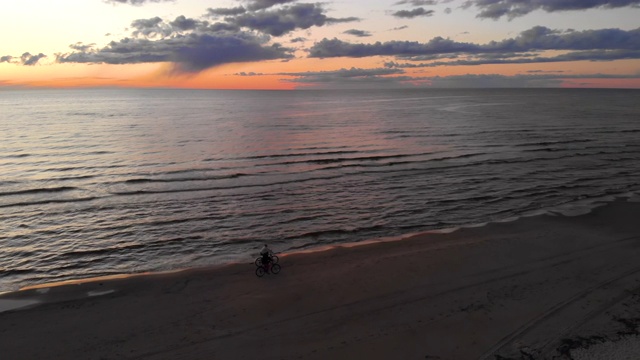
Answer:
2, 199, 640, 360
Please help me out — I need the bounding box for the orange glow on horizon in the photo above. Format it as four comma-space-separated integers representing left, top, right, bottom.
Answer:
2, 57, 639, 90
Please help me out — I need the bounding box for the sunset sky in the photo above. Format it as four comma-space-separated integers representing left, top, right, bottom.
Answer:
1, 0, 640, 89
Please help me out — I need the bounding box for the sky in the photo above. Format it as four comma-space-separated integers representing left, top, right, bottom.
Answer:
1, 0, 640, 89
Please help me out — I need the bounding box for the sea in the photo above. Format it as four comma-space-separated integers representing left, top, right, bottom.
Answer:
1, 88, 639, 292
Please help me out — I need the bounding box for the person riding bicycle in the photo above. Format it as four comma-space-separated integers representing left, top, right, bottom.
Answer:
260, 244, 273, 271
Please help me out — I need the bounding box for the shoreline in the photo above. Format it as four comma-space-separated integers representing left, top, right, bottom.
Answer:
2, 197, 640, 359
3, 192, 636, 298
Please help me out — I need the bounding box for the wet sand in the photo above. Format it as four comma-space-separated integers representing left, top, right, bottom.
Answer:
1, 199, 640, 359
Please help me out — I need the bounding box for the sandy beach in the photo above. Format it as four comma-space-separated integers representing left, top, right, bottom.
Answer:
2, 199, 640, 360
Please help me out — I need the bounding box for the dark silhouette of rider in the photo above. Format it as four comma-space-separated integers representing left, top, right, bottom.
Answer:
260, 244, 273, 271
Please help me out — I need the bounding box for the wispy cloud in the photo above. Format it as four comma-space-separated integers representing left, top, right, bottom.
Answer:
2, 53, 48, 66
392, 7, 435, 18
235, 71, 264, 76
463, 0, 640, 20
344, 29, 372, 37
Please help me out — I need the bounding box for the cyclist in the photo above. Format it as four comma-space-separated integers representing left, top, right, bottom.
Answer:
260, 244, 273, 272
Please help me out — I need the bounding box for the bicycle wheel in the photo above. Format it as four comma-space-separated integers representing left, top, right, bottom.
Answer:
271, 264, 281, 274
255, 266, 265, 277
255, 257, 262, 266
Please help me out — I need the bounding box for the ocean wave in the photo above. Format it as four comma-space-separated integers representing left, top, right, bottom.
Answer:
288, 224, 387, 241
123, 173, 247, 184
0, 197, 96, 209
0, 186, 78, 197
513, 139, 593, 147
0, 268, 40, 277
243, 150, 361, 160
111, 149, 639, 198
54, 175, 96, 181
1, 153, 31, 159
53, 235, 204, 260
110, 174, 345, 195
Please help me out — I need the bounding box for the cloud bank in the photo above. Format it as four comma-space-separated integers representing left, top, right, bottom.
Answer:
227, 3, 359, 36
56, 2, 358, 73
4, 0, 639, 89
309, 26, 640, 64
464, 0, 640, 19
56, 14, 294, 73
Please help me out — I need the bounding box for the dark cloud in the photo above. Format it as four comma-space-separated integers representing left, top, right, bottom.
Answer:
290, 37, 306, 43
57, 30, 293, 73
129, 15, 221, 36
104, 0, 173, 6
170, 15, 203, 31
309, 37, 479, 58
207, 7, 247, 17
391, 25, 409, 31
464, 0, 640, 20
488, 26, 640, 52
228, 3, 359, 36
56, 1, 361, 73
21, 52, 47, 65
131, 16, 173, 38
1, 55, 13, 63
235, 71, 264, 76
392, 7, 435, 18
344, 29, 372, 37
327, 17, 361, 24
309, 26, 640, 60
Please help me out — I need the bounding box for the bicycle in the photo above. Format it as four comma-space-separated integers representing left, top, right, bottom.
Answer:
255, 255, 281, 277
255, 254, 279, 267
